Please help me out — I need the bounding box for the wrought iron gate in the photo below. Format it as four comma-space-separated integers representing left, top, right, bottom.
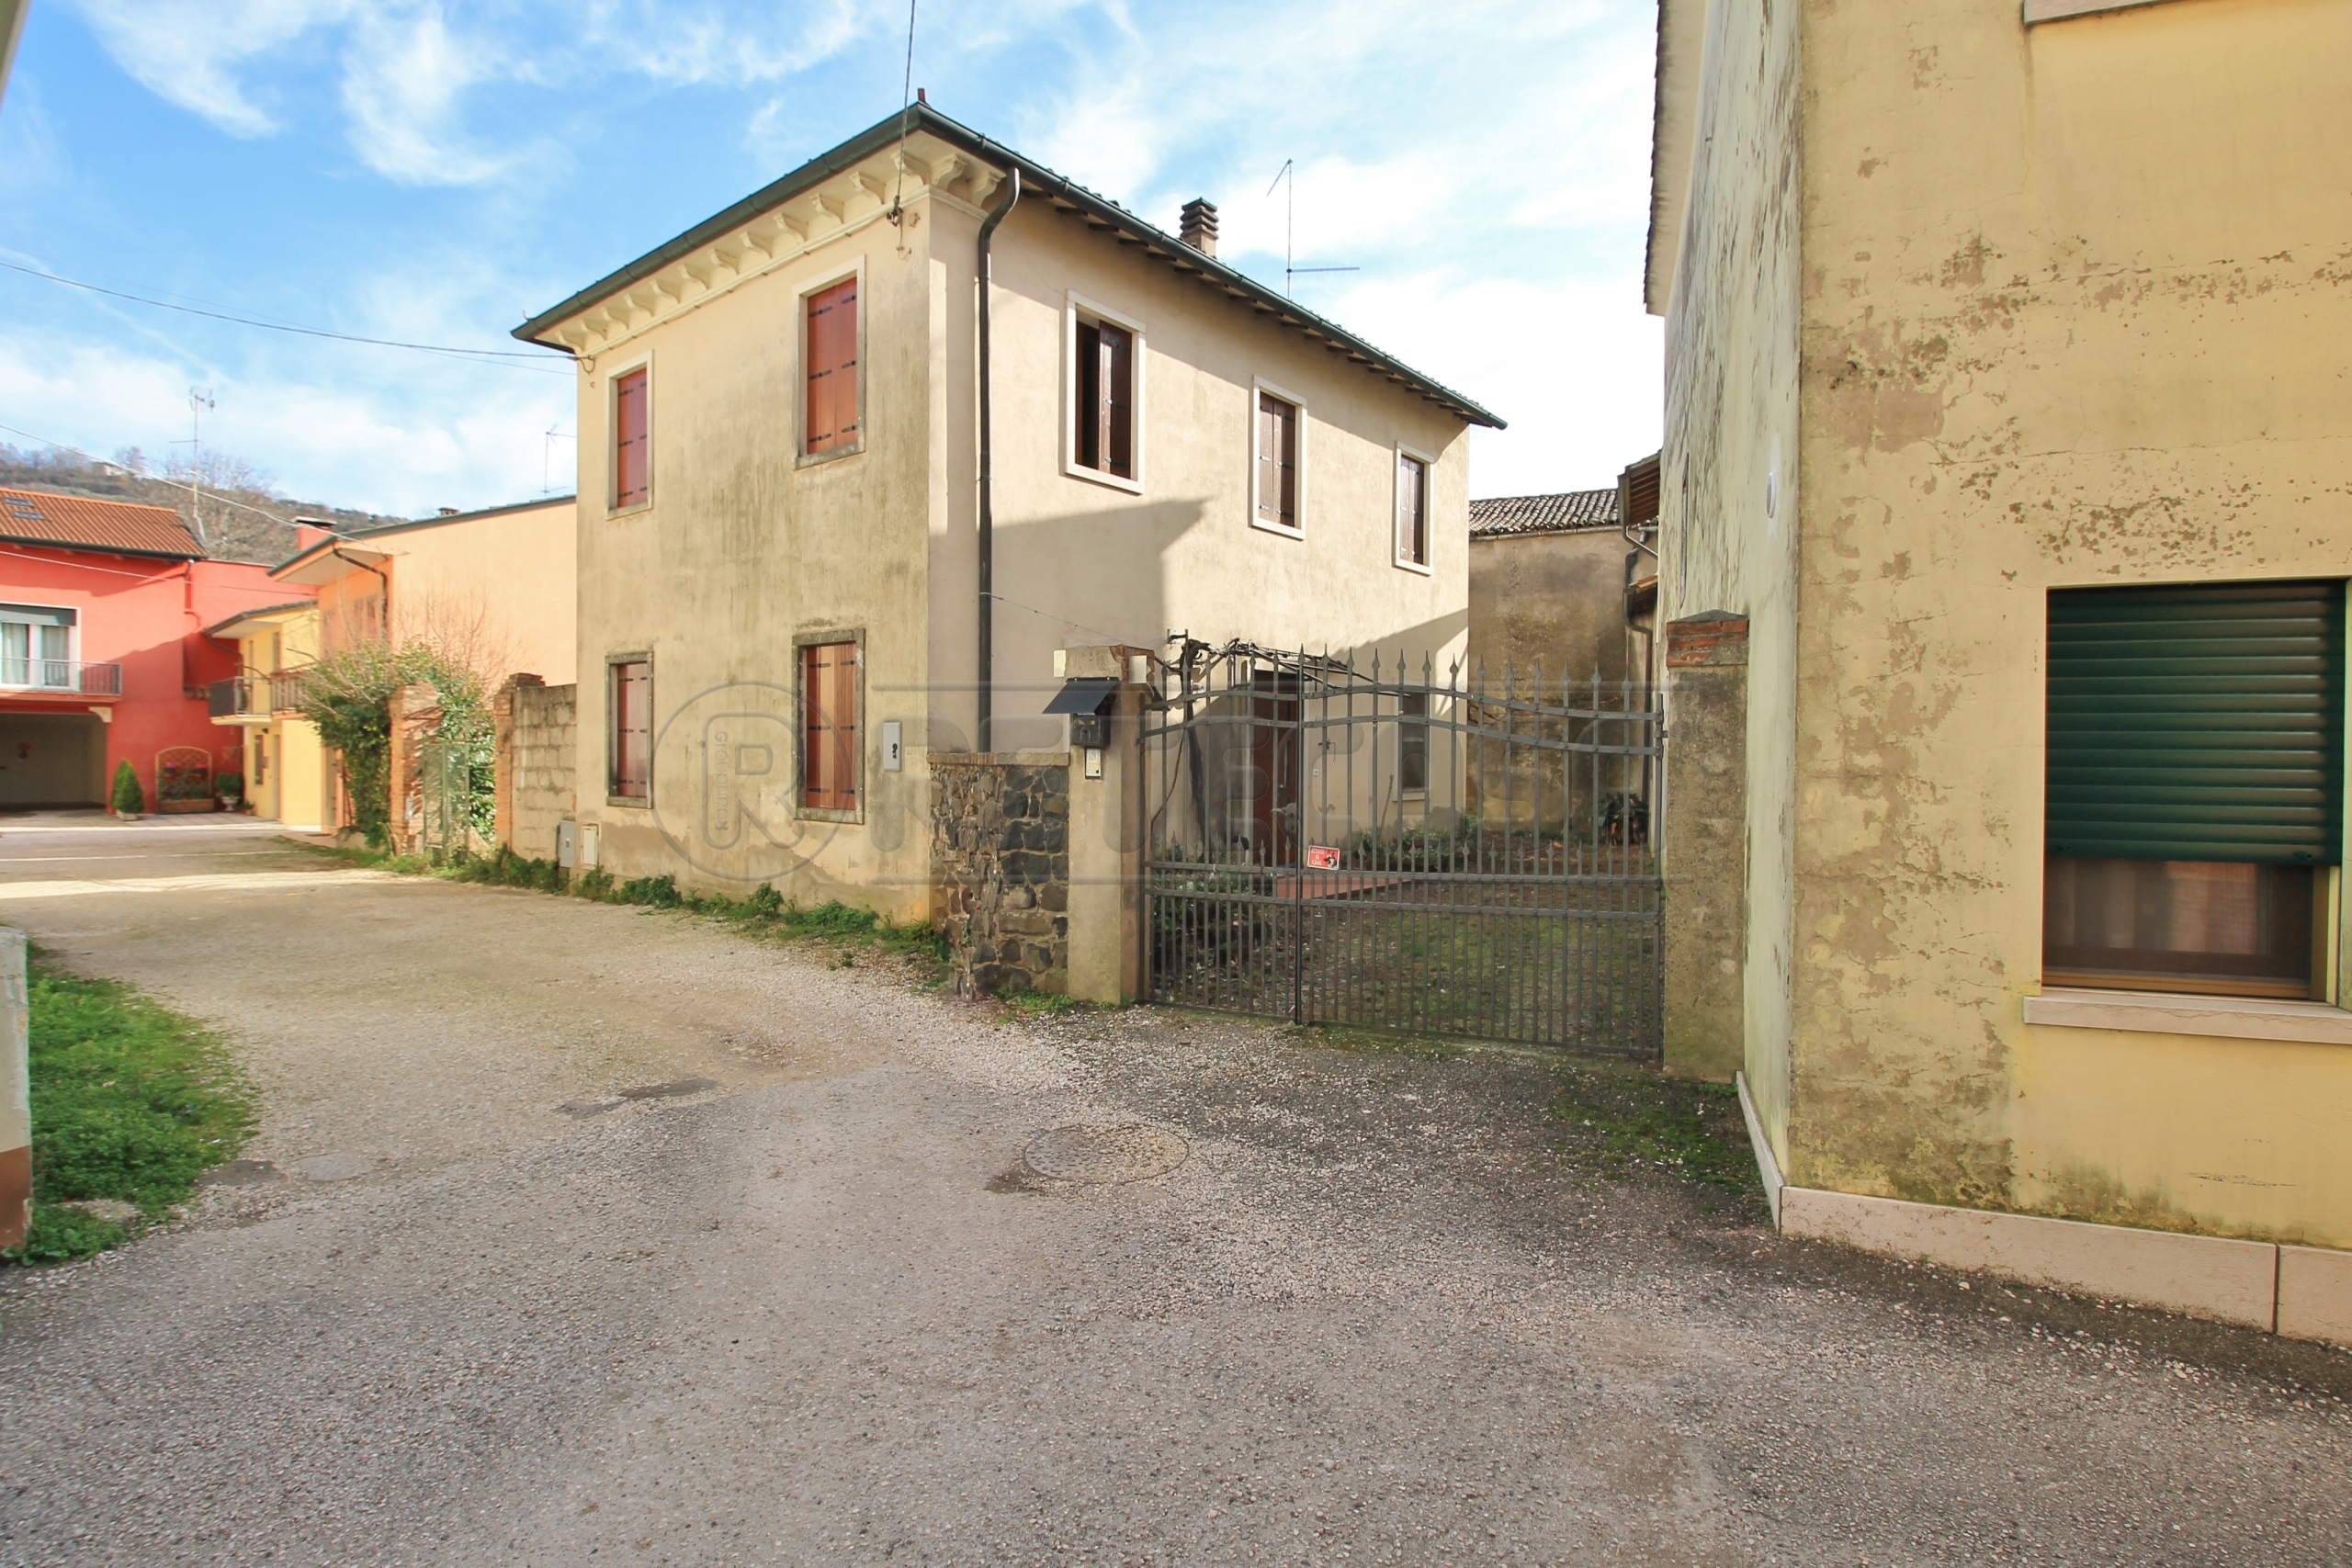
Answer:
1142, 642, 1663, 1054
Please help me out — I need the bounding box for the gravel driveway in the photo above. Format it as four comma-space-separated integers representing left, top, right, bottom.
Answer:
0, 816, 2346, 1566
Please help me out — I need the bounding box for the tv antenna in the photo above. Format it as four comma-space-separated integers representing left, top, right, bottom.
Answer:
1266, 160, 1360, 299
174, 388, 216, 550
542, 425, 575, 494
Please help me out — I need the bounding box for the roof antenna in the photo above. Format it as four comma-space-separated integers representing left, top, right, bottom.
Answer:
888, 0, 920, 233
1265, 160, 1360, 299
174, 388, 215, 551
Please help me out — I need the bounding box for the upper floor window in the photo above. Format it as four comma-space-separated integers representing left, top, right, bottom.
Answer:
609, 658, 651, 801
2043, 580, 2344, 999
1067, 298, 1143, 491
1253, 387, 1302, 535
0, 604, 73, 689
1396, 449, 1430, 570
805, 277, 861, 457
614, 367, 650, 510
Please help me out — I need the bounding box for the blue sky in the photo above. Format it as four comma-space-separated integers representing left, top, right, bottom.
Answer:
0, 0, 1660, 517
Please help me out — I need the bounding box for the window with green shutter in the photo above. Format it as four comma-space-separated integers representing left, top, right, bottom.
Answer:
2043, 581, 2344, 998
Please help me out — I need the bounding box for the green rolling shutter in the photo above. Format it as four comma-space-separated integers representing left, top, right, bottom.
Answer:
2047, 581, 2345, 865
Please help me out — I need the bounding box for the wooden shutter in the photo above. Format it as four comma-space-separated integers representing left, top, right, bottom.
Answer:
614, 369, 649, 508
806, 279, 860, 455
1257, 393, 1298, 529
2046, 581, 2345, 864
803, 642, 858, 810
611, 660, 650, 798
1100, 322, 1133, 478
1397, 455, 1428, 564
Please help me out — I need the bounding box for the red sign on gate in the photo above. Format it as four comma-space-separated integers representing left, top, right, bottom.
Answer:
1305, 845, 1341, 870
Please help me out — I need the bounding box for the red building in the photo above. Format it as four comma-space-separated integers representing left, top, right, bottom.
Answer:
0, 485, 308, 810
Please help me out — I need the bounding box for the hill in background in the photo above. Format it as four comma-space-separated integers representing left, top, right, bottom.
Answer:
0, 445, 407, 564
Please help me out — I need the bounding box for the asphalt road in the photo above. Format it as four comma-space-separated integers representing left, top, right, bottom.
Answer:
0, 814, 2345, 1566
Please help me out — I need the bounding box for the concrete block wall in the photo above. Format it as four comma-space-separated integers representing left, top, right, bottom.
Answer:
493, 676, 578, 863
932, 754, 1070, 997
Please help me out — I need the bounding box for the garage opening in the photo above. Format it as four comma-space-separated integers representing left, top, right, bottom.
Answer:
0, 712, 107, 807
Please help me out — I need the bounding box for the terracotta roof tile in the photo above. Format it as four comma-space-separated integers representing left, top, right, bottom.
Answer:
0, 486, 204, 558
1468, 489, 1619, 538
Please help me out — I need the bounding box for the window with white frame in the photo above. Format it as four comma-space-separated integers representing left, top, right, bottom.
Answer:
0, 604, 74, 689
1067, 297, 1143, 489
1253, 385, 1304, 535
1396, 448, 1431, 570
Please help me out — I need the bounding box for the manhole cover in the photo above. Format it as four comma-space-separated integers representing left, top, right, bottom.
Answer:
1023, 1123, 1188, 1184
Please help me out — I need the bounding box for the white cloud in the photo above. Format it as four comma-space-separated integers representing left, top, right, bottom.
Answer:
0, 334, 569, 517
337, 6, 517, 186
72, 0, 351, 136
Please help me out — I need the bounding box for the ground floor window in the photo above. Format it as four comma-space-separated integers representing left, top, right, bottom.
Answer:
802, 641, 859, 812
609, 659, 650, 801
2044, 580, 2343, 998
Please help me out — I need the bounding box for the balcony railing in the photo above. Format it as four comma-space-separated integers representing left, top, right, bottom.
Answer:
207, 671, 314, 719
1, 659, 122, 696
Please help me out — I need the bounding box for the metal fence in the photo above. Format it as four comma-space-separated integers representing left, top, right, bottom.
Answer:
1142, 641, 1663, 1054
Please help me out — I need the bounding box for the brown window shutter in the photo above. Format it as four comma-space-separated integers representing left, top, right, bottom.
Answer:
1102, 323, 1133, 478
611, 660, 650, 797
804, 642, 859, 809
806, 280, 860, 455
1397, 454, 1428, 564
615, 370, 649, 508
1257, 393, 1297, 528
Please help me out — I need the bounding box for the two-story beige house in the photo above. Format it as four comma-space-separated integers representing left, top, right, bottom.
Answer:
514, 106, 1498, 914
1651, 0, 2352, 1340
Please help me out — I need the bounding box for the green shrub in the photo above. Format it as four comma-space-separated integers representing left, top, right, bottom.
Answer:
215, 770, 244, 804
5, 964, 253, 1266
617, 873, 680, 908
108, 761, 144, 816
573, 866, 615, 900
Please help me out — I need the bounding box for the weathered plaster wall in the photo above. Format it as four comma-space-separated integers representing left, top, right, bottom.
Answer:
1657, 0, 1804, 1147
1787, 0, 2352, 1242
494, 675, 576, 863
1468, 529, 1636, 686
567, 207, 938, 919
375, 501, 578, 687
955, 197, 1475, 755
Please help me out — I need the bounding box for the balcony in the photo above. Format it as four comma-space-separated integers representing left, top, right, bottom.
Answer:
208, 671, 314, 722
0, 659, 123, 697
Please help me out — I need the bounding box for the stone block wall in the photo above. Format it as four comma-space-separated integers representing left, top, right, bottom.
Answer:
493, 675, 577, 862
931, 755, 1070, 997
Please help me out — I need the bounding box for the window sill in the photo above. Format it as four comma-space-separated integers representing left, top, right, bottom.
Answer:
606, 794, 650, 809
2023, 0, 2178, 22
1393, 556, 1432, 577
797, 805, 863, 825
1250, 517, 1304, 542
1063, 462, 1143, 496
797, 443, 865, 470
606, 501, 652, 521
2024, 987, 2352, 1046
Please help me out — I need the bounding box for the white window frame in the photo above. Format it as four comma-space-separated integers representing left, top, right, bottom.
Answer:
1249, 377, 1308, 541
797, 258, 869, 468
1062, 291, 1147, 495
0, 603, 77, 691
605, 351, 654, 517
1393, 443, 1436, 575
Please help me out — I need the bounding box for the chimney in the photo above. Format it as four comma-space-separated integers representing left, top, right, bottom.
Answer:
916, 86, 928, 105
437, 507, 460, 517
292, 516, 335, 552
1179, 198, 1218, 258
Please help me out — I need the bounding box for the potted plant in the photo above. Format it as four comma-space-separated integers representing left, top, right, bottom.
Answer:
109, 761, 144, 820
215, 770, 245, 812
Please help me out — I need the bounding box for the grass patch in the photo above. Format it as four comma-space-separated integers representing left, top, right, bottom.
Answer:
997, 986, 1086, 1020
4, 954, 254, 1266
288, 839, 949, 975
1550, 1058, 1757, 1197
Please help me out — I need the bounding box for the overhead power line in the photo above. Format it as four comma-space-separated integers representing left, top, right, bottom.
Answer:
0, 259, 570, 374
0, 419, 310, 530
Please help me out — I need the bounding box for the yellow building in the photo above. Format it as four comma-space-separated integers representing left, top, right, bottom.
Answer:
207, 598, 333, 831
1650, 0, 2352, 1339
209, 499, 579, 837
513, 107, 1498, 916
